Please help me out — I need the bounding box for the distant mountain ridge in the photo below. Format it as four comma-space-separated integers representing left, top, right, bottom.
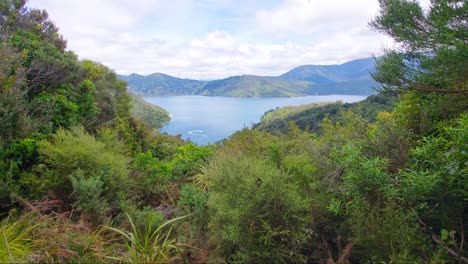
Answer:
118, 57, 379, 97
280, 58, 375, 83
118, 73, 206, 96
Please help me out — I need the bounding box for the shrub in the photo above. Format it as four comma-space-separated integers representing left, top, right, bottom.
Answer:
177, 184, 208, 232
208, 155, 311, 263
169, 143, 215, 179
70, 170, 109, 226
38, 127, 129, 217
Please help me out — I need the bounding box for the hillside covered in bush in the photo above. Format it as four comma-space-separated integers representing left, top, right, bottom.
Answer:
0, 0, 467, 263
253, 93, 397, 134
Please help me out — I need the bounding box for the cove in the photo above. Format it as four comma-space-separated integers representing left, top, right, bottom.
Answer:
145, 95, 367, 145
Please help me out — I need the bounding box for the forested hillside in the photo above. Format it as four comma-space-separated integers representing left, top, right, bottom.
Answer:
253, 93, 397, 134
199, 75, 313, 97
129, 94, 170, 130
119, 73, 206, 96
119, 58, 378, 97
1, 0, 467, 263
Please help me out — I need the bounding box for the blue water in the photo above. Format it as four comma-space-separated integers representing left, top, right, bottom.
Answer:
144, 95, 367, 145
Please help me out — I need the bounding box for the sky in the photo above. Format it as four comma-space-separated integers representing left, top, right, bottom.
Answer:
27, 0, 431, 80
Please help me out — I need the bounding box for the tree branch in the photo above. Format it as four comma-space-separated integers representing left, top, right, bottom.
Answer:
418, 218, 468, 263
410, 85, 468, 94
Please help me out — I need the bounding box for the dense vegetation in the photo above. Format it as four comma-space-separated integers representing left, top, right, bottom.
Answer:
118, 73, 206, 96
129, 93, 170, 130
253, 93, 397, 134
1, 0, 467, 263
119, 58, 377, 97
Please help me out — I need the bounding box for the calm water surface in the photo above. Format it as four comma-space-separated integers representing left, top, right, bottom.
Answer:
145, 95, 366, 145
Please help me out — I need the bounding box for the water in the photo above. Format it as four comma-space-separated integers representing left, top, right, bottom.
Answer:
144, 95, 367, 145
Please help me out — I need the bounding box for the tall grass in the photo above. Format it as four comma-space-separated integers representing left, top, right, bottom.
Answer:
0, 215, 38, 263
105, 213, 186, 263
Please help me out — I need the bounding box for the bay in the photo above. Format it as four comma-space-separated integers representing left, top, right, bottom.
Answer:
145, 95, 367, 145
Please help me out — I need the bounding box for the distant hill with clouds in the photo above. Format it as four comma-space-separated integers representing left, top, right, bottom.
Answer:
118, 57, 379, 97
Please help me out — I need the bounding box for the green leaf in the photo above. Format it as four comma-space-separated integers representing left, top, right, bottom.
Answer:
441, 229, 448, 241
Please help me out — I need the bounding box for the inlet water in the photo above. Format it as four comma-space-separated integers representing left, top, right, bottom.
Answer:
145, 95, 366, 145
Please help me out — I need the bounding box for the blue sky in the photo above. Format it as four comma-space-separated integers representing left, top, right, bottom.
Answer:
27, 0, 430, 79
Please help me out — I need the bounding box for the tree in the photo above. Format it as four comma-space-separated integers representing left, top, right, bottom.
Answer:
371, 0, 467, 94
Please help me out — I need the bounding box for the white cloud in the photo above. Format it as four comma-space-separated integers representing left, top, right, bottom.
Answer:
26, 0, 427, 80
256, 0, 379, 38
94, 29, 389, 80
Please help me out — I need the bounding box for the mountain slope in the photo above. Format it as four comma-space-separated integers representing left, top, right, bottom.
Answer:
118, 57, 379, 97
253, 93, 397, 134
279, 57, 375, 83
278, 57, 378, 95
119, 73, 206, 96
129, 94, 170, 130
200, 75, 313, 97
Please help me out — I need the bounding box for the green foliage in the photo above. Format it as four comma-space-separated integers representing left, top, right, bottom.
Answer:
132, 151, 172, 204
0, 214, 38, 263
134, 151, 160, 171
38, 127, 129, 215
0, 137, 43, 209
132, 143, 215, 206
129, 94, 170, 130
71, 171, 109, 226
0, 0, 467, 263
77, 79, 99, 120
0, 1, 136, 141
169, 143, 215, 178
207, 144, 312, 262
254, 93, 397, 135
125, 208, 166, 239
371, 0, 467, 94
0, 211, 113, 263
347, 202, 429, 262
327, 112, 467, 262
399, 114, 467, 249
150, 132, 185, 161
394, 91, 468, 136
333, 143, 392, 202
105, 213, 185, 263
319, 109, 369, 147
365, 111, 410, 172
254, 102, 330, 133
332, 141, 431, 262
177, 184, 208, 231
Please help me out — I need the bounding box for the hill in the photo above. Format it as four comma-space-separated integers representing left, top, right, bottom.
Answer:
253, 92, 397, 134
118, 73, 206, 96
200, 75, 312, 97
118, 58, 379, 97
129, 94, 170, 130
279, 57, 375, 83
278, 57, 378, 95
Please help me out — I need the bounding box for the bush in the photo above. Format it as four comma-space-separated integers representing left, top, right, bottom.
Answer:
208, 155, 311, 263
177, 184, 208, 232
169, 143, 215, 179
38, 127, 130, 218
398, 114, 468, 259
347, 201, 429, 262
70, 170, 109, 226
